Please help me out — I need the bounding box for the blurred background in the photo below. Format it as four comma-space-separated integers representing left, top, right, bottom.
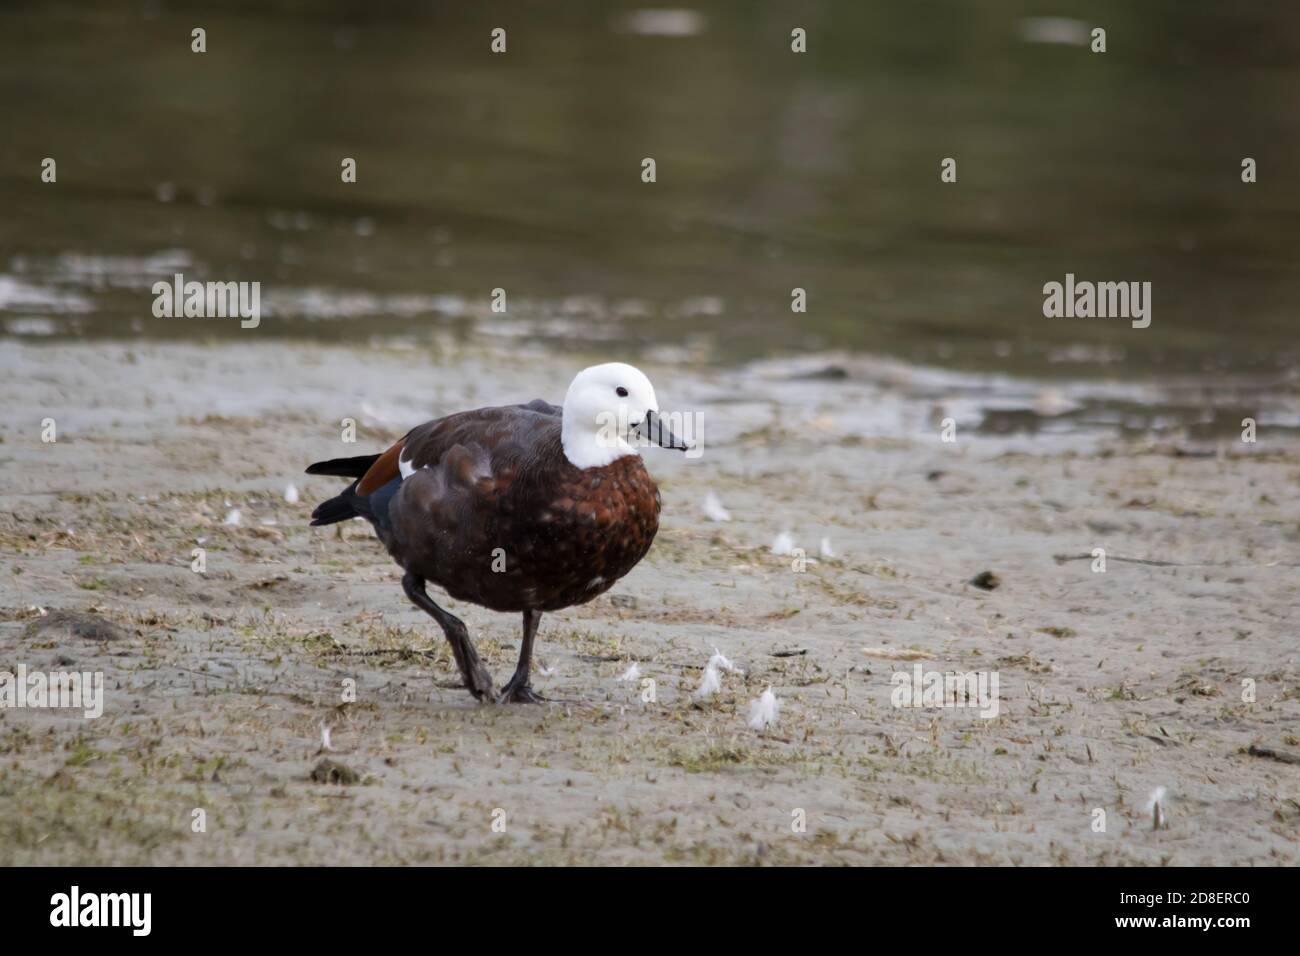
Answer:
2, 0, 1298, 430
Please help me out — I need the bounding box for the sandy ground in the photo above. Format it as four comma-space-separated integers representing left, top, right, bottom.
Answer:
1, 339, 1297, 866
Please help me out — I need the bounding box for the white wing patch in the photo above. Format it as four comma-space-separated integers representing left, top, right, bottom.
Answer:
398, 450, 416, 479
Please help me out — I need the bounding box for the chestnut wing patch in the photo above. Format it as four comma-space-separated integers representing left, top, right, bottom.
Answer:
356, 439, 406, 495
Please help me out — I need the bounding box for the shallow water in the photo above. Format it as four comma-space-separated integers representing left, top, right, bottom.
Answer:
2, 1, 1299, 419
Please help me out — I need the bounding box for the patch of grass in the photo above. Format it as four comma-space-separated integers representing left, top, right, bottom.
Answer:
1039, 626, 1077, 639
63, 739, 100, 768
666, 743, 803, 774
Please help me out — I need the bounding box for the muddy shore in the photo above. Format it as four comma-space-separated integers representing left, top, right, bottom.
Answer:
1, 340, 1297, 865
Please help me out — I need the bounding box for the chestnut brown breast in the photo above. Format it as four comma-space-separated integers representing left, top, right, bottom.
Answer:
380, 404, 661, 612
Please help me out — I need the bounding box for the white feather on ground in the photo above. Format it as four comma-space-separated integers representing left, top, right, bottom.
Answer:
820, 536, 834, 558
709, 648, 743, 674
694, 662, 722, 698
770, 531, 795, 555
696, 648, 744, 699
618, 662, 641, 682
284, 483, 300, 503
223, 508, 242, 526
319, 722, 333, 752
748, 686, 781, 730
702, 491, 731, 522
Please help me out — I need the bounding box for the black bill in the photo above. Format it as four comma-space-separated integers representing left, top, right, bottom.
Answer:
635, 410, 692, 451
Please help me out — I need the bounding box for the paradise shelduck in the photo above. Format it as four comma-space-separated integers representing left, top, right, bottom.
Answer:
306, 363, 691, 703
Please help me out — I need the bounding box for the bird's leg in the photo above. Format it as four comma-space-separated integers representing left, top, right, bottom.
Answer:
402, 573, 494, 701
499, 609, 545, 704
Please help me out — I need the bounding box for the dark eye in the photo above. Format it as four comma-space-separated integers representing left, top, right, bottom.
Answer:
616, 386, 629, 397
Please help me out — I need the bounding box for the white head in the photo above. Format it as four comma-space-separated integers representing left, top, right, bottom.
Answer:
560, 362, 687, 469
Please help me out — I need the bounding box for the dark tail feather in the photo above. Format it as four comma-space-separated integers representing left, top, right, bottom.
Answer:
306, 454, 380, 478
311, 480, 362, 526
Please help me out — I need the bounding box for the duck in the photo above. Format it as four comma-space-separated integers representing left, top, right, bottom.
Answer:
306, 363, 690, 703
